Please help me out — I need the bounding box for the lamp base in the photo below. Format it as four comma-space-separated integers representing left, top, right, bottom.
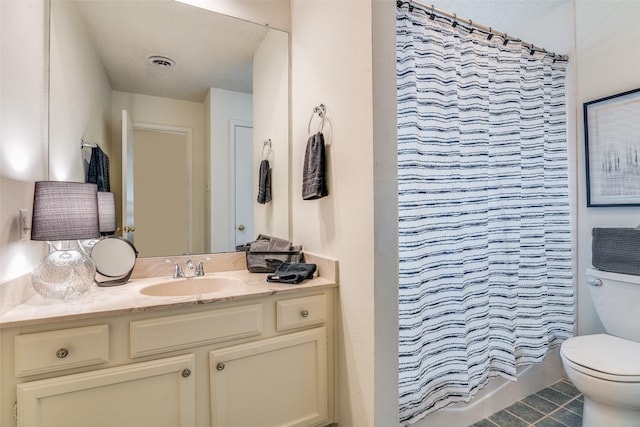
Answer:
32, 249, 96, 300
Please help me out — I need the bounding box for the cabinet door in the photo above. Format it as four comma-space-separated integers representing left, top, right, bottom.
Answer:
210, 327, 328, 427
17, 354, 195, 427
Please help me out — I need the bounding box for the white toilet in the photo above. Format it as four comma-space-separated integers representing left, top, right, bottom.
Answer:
560, 268, 640, 427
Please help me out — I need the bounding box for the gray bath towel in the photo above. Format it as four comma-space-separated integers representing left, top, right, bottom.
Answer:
302, 132, 328, 200
257, 159, 272, 204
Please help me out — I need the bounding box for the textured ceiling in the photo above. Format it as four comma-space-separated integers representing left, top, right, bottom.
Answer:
76, 0, 270, 102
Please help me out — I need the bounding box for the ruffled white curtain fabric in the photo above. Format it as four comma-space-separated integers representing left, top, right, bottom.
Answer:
397, 6, 574, 425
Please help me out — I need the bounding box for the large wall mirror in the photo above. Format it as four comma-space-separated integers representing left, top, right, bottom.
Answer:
48, 0, 290, 258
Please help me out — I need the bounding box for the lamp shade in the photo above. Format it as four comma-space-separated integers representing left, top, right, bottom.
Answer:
97, 191, 117, 233
31, 181, 100, 241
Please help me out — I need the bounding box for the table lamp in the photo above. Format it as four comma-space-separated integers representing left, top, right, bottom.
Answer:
31, 181, 100, 300
80, 191, 117, 254
97, 191, 116, 235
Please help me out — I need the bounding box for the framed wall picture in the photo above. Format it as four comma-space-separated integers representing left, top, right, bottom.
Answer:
584, 87, 640, 206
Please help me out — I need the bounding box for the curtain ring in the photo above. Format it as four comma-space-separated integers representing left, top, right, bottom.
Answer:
487, 27, 493, 40
452, 13, 458, 27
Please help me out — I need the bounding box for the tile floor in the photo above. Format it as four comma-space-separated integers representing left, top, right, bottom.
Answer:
470, 380, 584, 427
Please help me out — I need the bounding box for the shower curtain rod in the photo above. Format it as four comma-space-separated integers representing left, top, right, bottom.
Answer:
398, 0, 569, 62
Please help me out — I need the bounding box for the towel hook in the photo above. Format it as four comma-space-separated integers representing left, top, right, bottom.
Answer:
261, 139, 272, 160
307, 104, 326, 135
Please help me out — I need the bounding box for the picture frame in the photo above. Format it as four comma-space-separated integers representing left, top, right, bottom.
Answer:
584, 87, 640, 207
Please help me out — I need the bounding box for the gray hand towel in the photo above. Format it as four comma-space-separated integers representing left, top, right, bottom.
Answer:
246, 235, 293, 272
267, 263, 317, 284
87, 146, 111, 192
266, 236, 291, 251
257, 159, 272, 204
302, 132, 328, 200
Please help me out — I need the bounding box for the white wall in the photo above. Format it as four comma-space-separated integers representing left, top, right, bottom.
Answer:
253, 29, 290, 242
372, 2, 401, 425
111, 91, 205, 253
0, 0, 49, 311
574, 0, 640, 335
48, 0, 112, 182
291, 1, 378, 425
206, 88, 252, 252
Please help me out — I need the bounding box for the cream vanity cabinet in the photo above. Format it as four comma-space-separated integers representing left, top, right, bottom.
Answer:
210, 294, 329, 427
1, 289, 335, 427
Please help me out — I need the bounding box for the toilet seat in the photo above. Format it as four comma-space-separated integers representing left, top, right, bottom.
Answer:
561, 334, 640, 382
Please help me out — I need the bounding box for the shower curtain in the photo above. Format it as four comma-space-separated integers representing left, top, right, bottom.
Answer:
397, 5, 573, 425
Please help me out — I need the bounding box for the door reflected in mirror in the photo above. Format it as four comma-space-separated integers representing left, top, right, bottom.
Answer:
129, 126, 191, 257
48, 0, 290, 258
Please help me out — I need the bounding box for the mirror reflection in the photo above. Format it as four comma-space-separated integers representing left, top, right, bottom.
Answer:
48, 0, 290, 258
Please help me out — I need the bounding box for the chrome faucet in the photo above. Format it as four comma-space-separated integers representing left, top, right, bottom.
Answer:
185, 258, 195, 274
195, 260, 205, 277
171, 261, 185, 279
167, 257, 210, 279
192, 257, 211, 276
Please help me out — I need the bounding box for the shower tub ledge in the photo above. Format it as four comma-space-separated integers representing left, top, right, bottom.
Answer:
410, 347, 565, 427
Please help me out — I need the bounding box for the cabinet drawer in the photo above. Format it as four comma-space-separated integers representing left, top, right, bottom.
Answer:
15, 324, 109, 377
276, 294, 326, 331
130, 304, 263, 358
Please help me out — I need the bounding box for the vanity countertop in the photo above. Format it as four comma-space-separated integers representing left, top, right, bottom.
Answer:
0, 255, 338, 328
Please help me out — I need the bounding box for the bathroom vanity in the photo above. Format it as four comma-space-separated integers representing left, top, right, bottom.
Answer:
0, 254, 337, 427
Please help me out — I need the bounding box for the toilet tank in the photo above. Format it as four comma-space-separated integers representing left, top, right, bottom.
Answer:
586, 268, 640, 342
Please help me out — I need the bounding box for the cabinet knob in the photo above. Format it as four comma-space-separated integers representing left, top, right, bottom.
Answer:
216, 362, 225, 371
237, 224, 245, 231
300, 310, 309, 318
56, 348, 69, 359
181, 368, 191, 378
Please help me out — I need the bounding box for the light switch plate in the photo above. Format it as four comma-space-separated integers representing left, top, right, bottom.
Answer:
19, 209, 29, 240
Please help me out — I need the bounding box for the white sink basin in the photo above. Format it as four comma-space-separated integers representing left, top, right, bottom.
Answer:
140, 277, 245, 297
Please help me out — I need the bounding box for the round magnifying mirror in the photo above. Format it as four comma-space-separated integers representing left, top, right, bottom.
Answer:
90, 236, 138, 286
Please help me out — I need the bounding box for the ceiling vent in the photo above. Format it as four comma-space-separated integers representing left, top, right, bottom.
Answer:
146, 55, 176, 68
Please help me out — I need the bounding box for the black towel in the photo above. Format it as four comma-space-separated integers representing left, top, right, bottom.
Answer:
267, 263, 317, 284
257, 159, 272, 204
302, 132, 328, 200
87, 146, 111, 192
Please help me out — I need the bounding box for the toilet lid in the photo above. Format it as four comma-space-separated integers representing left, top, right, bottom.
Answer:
561, 334, 640, 377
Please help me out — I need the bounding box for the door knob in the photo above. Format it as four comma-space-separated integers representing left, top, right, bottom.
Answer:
237, 224, 245, 231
